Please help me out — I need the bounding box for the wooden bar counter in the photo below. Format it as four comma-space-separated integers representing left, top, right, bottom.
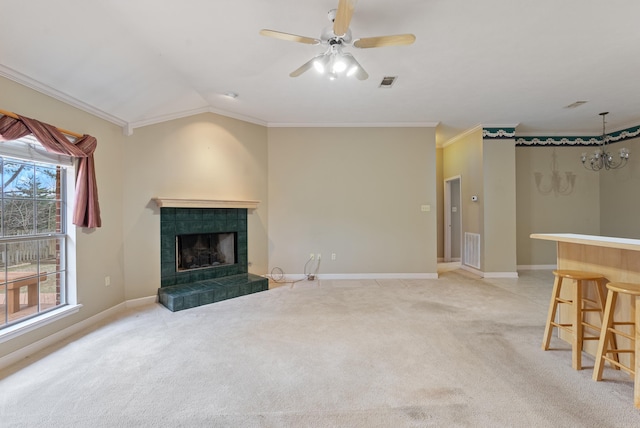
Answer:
530, 233, 640, 408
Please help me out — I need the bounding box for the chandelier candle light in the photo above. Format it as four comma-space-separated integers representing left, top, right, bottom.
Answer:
581, 112, 630, 171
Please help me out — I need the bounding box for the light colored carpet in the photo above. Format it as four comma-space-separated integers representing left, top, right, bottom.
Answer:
1, 269, 639, 427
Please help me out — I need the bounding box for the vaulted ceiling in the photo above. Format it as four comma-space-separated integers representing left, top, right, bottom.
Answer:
2, 0, 640, 144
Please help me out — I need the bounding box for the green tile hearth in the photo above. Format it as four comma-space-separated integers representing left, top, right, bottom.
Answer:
158, 273, 268, 312
159, 207, 256, 311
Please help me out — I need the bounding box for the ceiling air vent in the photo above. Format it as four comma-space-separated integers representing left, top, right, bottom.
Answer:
565, 101, 588, 109
379, 76, 397, 88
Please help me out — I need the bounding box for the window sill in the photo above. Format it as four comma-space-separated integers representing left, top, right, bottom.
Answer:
0, 304, 82, 344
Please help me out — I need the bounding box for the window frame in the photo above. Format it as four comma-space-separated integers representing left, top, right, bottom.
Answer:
0, 136, 79, 341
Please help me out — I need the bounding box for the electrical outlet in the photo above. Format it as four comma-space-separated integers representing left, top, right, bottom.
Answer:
331, 253, 336, 261
105, 276, 111, 287
309, 253, 314, 260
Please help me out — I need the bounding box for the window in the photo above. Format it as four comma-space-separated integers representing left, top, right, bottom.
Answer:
0, 136, 74, 330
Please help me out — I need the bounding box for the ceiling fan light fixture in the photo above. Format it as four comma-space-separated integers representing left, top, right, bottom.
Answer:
261, 1, 413, 81
342, 53, 367, 80
332, 56, 348, 73
313, 54, 330, 73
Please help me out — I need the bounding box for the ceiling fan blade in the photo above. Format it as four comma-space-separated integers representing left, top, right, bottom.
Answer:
333, 0, 358, 37
289, 56, 321, 77
353, 34, 416, 49
260, 29, 320, 45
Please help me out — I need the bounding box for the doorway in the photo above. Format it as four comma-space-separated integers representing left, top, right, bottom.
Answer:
444, 176, 462, 262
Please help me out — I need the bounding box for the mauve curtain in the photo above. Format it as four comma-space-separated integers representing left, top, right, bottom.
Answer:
0, 114, 101, 228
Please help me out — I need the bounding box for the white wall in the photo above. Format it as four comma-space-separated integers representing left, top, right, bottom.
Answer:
267, 127, 438, 277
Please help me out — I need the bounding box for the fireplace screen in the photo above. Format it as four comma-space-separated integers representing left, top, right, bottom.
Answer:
176, 232, 237, 272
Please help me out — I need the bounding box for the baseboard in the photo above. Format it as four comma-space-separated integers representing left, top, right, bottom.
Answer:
319, 273, 439, 280
126, 295, 158, 308
460, 265, 519, 278
483, 272, 519, 278
0, 295, 157, 372
517, 264, 557, 270
267, 273, 439, 281
460, 265, 484, 277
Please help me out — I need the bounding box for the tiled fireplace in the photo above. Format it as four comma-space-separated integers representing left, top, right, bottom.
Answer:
154, 198, 268, 312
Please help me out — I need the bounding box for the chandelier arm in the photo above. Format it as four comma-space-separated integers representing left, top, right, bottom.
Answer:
581, 112, 629, 171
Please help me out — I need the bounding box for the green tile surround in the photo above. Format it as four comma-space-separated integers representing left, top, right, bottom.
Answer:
158, 207, 267, 311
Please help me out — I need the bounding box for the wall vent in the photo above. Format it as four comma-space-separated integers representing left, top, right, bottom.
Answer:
379, 76, 397, 88
464, 232, 481, 269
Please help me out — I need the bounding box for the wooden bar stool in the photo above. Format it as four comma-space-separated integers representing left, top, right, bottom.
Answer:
592, 282, 640, 388
542, 269, 607, 370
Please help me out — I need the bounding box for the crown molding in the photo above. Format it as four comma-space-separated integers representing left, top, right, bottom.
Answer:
126, 107, 268, 132
267, 121, 439, 128
482, 123, 520, 129
441, 124, 482, 148
4, 64, 638, 143
0, 64, 128, 129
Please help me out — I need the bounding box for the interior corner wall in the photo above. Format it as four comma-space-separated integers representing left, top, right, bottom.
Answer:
515, 145, 600, 266
599, 136, 640, 238
0, 76, 126, 359
436, 147, 444, 260
267, 127, 437, 277
482, 139, 517, 273
442, 128, 484, 260
121, 113, 269, 300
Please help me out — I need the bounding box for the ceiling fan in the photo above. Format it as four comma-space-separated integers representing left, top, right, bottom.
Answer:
259, 0, 416, 81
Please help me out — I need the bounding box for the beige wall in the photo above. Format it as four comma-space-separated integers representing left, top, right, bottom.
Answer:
443, 129, 484, 236
436, 147, 444, 259
1, 76, 125, 358
267, 127, 438, 276
442, 130, 518, 273
482, 139, 517, 272
515, 145, 600, 266
599, 137, 640, 238
4, 73, 638, 361
122, 113, 269, 299
442, 128, 483, 265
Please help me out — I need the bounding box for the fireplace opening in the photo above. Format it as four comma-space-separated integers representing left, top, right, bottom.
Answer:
176, 232, 237, 272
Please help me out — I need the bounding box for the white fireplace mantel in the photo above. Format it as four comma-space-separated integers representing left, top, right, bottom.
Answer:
152, 198, 260, 210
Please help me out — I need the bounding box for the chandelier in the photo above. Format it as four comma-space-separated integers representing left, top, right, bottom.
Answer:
581, 112, 630, 171
535, 150, 576, 196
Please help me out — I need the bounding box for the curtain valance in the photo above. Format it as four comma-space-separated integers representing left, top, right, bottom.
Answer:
0, 113, 101, 228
